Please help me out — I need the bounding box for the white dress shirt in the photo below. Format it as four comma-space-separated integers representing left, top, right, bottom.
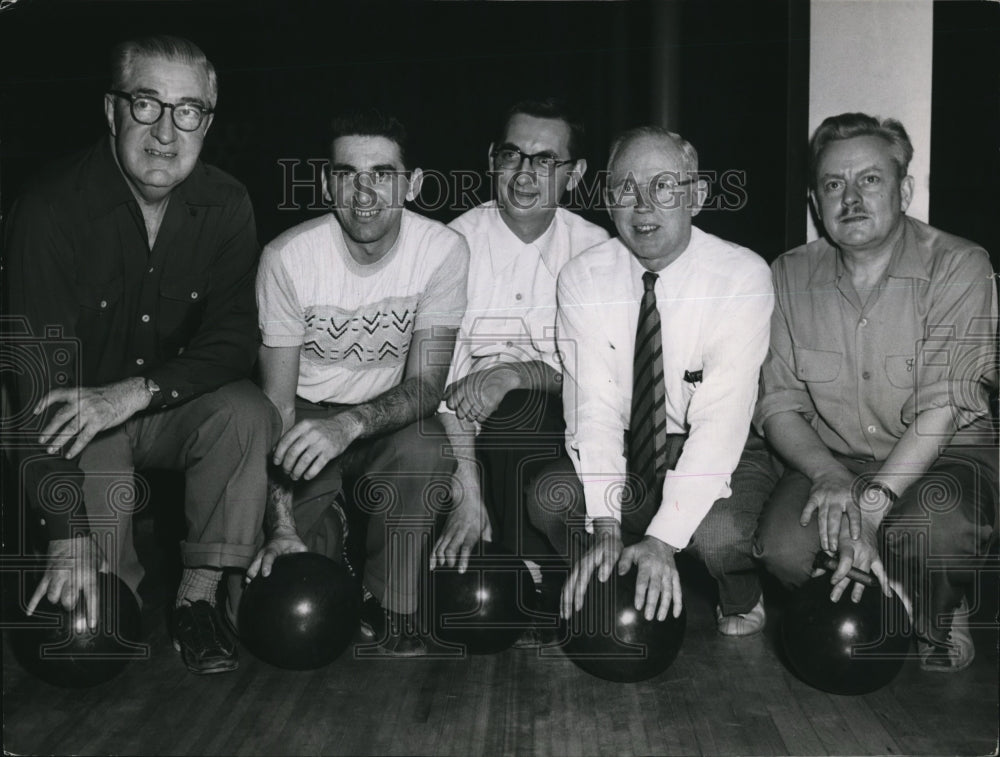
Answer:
444, 201, 609, 388
557, 227, 774, 548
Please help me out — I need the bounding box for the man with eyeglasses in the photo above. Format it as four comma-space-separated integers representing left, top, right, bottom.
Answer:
429, 98, 608, 644
527, 126, 776, 636
252, 109, 469, 656
4, 35, 280, 675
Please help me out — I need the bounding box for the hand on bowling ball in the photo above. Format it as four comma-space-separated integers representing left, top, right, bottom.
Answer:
247, 529, 308, 581
430, 464, 492, 573
799, 466, 861, 553
27, 534, 108, 630
618, 536, 683, 622
561, 518, 623, 619
817, 517, 890, 604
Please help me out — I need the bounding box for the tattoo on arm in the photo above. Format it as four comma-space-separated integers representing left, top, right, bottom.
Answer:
265, 471, 297, 536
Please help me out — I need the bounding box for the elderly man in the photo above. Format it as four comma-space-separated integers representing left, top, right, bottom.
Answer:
755, 112, 998, 672
526, 126, 776, 636
4, 35, 280, 674
251, 109, 469, 656
430, 100, 608, 627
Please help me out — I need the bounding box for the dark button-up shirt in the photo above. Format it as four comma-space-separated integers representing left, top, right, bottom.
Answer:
756, 216, 997, 461
3, 137, 261, 538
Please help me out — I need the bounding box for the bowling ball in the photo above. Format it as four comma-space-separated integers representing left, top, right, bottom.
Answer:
431, 541, 536, 654
7, 571, 143, 688
781, 573, 911, 695
239, 552, 360, 670
561, 565, 686, 683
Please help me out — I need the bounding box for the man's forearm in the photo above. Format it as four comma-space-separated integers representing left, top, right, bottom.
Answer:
870, 406, 957, 511
265, 473, 297, 536
506, 360, 563, 395
763, 410, 848, 479
344, 374, 442, 441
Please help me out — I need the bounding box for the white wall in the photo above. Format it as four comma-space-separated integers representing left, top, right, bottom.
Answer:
808, 0, 933, 239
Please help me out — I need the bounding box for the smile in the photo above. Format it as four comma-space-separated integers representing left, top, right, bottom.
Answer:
145, 148, 176, 159
353, 208, 380, 218
633, 224, 659, 234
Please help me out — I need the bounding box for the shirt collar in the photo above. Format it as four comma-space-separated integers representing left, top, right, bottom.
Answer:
82, 136, 225, 219
813, 216, 932, 286
488, 202, 561, 277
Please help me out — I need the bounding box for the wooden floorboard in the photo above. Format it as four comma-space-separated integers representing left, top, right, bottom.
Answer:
2, 566, 997, 756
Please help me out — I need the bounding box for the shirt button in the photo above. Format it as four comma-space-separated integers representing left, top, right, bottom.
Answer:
190, 291, 199, 300
859, 318, 868, 327
505, 341, 513, 348
135, 358, 145, 366
141, 314, 150, 323
99, 300, 108, 309
862, 371, 871, 380
148, 267, 154, 274
39, 517, 46, 526
171, 390, 179, 398
867, 424, 877, 433
515, 293, 523, 301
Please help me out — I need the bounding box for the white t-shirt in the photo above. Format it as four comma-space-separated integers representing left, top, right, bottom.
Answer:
257, 209, 469, 404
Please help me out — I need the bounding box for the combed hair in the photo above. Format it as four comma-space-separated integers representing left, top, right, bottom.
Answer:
111, 35, 218, 107
607, 126, 699, 175
809, 112, 913, 189
497, 97, 586, 159
329, 108, 410, 168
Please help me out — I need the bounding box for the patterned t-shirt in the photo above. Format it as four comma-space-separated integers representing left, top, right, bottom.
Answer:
257, 209, 469, 404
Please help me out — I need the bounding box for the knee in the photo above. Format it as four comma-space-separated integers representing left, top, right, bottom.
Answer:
386, 415, 453, 477
208, 380, 282, 449
525, 464, 581, 532
688, 511, 751, 573
483, 389, 562, 435
753, 520, 813, 589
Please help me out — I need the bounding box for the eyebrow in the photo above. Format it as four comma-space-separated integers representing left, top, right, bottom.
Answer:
498, 142, 560, 157
330, 163, 402, 173
132, 87, 209, 108
821, 164, 885, 179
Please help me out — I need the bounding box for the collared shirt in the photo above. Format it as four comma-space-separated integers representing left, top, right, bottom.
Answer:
4, 137, 261, 539
445, 202, 609, 386
557, 228, 774, 548
756, 216, 997, 460
258, 209, 469, 404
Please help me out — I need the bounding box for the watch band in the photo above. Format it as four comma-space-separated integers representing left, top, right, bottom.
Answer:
862, 481, 898, 506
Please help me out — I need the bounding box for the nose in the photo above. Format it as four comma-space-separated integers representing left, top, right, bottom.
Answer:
151, 108, 178, 143
841, 181, 862, 207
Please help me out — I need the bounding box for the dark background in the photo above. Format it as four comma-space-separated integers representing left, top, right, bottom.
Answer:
0, 0, 997, 265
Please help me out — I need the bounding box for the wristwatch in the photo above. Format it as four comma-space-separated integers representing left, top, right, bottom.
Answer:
861, 481, 898, 507
143, 377, 162, 404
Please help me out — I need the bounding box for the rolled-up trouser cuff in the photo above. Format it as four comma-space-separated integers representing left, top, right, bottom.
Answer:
180, 540, 259, 569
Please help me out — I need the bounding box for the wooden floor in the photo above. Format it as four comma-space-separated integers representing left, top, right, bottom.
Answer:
3, 533, 998, 757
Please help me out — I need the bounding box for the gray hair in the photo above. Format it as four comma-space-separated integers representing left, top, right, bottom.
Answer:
608, 125, 699, 175
809, 112, 913, 189
110, 35, 218, 107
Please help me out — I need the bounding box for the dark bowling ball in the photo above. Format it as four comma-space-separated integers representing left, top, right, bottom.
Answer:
561, 566, 686, 683
7, 572, 143, 688
781, 572, 911, 695
432, 541, 536, 654
239, 552, 360, 670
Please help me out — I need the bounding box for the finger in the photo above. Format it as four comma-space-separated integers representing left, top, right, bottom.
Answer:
561, 566, 579, 619
617, 546, 636, 577
826, 505, 844, 554
597, 546, 618, 583
59, 580, 80, 613
830, 549, 854, 587
39, 406, 79, 448
482, 520, 492, 542
260, 549, 281, 578
246, 552, 263, 581
301, 452, 331, 482
850, 580, 866, 604
670, 571, 683, 619
84, 582, 99, 630
847, 505, 862, 542
870, 556, 892, 598
33, 389, 71, 417
799, 494, 821, 527
273, 425, 306, 465
26, 578, 50, 616
633, 559, 650, 613
289, 444, 321, 481
457, 542, 474, 574
648, 574, 668, 622
47, 573, 67, 605
829, 575, 850, 603
64, 423, 100, 459
574, 555, 596, 613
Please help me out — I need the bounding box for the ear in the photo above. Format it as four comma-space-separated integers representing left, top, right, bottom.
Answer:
201, 112, 214, 137
405, 167, 424, 202
566, 158, 587, 193
104, 93, 118, 136
899, 175, 914, 213
487, 142, 496, 172
689, 177, 709, 218
321, 169, 333, 204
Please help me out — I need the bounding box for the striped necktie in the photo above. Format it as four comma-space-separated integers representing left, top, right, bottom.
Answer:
627, 270, 669, 512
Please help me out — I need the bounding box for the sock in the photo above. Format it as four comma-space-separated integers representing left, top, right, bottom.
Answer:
175, 568, 222, 608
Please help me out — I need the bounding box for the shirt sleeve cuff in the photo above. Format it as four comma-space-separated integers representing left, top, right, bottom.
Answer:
754, 388, 816, 431
645, 470, 731, 549
261, 333, 304, 348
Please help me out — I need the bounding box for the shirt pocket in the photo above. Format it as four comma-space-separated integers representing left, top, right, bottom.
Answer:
793, 347, 842, 383
158, 274, 207, 349
884, 354, 916, 389
77, 276, 123, 319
